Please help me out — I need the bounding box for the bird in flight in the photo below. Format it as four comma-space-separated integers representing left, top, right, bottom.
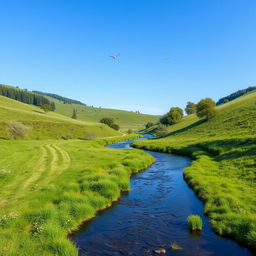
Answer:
109, 54, 120, 60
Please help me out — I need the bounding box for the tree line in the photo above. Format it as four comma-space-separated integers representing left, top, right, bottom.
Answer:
216, 86, 256, 105
145, 98, 217, 135
0, 84, 55, 110
33, 91, 86, 105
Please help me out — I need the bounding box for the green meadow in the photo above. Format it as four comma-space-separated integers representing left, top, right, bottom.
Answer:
133, 91, 256, 249
0, 93, 155, 255
0, 136, 154, 256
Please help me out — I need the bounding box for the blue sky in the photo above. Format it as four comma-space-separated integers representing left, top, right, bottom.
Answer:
0, 0, 255, 114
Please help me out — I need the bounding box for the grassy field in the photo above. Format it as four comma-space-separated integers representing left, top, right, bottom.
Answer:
45, 96, 159, 129
0, 134, 154, 256
133, 91, 256, 249
0, 96, 122, 139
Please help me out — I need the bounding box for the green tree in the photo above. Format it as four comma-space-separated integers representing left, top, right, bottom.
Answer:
196, 98, 216, 120
160, 107, 183, 125
40, 104, 52, 112
185, 101, 196, 115
71, 109, 77, 119
50, 102, 56, 111
100, 117, 119, 131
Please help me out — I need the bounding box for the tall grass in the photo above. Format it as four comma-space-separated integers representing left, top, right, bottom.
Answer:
187, 215, 203, 231
0, 137, 154, 255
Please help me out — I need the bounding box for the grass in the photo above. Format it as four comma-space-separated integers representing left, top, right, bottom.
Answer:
46, 96, 159, 129
0, 95, 122, 139
0, 134, 154, 255
133, 91, 256, 250
187, 215, 203, 231
170, 242, 183, 250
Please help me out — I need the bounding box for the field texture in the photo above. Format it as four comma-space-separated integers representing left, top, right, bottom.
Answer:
0, 135, 154, 256
133, 92, 256, 249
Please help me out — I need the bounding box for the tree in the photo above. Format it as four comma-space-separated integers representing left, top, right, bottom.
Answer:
185, 101, 196, 115
40, 104, 52, 112
71, 109, 77, 119
196, 98, 216, 120
145, 122, 154, 129
50, 102, 56, 111
160, 107, 183, 125
100, 117, 114, 126
100, 117, 119, 131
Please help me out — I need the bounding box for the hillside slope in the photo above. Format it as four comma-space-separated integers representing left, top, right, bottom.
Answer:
133, 91, 256, 250
0, 96, 120, 139
43, 95, 159, 129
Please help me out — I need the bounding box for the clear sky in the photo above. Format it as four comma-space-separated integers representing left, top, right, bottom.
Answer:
0, 0, 255, 114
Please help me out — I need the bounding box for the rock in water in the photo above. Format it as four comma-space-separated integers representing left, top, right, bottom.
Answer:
153, 248, 166, 254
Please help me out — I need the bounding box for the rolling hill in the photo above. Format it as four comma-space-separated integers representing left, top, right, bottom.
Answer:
0, 95, 121, 139
133, 91, 256, 249
37, 93, 159, 129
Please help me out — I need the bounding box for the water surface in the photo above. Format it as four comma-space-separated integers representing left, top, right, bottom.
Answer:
71, 136, 253, 256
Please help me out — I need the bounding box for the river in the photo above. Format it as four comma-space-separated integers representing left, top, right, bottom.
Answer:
71, 135, 253, 256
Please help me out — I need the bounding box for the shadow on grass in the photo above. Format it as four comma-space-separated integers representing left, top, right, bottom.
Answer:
165, 120, 205, 137
32, 110, 46, 114
198, 137, 256, 163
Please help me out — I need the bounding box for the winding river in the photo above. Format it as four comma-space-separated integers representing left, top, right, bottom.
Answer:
71, 135, 253, 256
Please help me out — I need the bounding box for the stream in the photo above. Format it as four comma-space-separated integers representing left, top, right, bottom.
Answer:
71, 135, 253, 256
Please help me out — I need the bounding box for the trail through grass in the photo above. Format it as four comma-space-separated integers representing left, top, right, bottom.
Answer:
0, 134, 154, 256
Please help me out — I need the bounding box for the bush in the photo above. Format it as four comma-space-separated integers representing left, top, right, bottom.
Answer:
40, 104, 52, 112
155, 124, 168, 137
145, 122, 154, 129
187, 215, 203, 231
7, 121, 31, 139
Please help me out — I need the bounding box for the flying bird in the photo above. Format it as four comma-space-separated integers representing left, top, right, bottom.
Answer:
109, 54, 120, 60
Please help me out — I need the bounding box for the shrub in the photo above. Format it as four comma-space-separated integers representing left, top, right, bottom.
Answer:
155, 124, 168, 137
7, 121, 31, 139
40, 104, 52, 112
145, 122, 154, 129
187, 215, 203, 231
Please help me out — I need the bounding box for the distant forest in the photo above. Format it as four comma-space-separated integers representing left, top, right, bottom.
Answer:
0, 84, 54, 107
33, 91, 86, 105
217, 86, 256, 105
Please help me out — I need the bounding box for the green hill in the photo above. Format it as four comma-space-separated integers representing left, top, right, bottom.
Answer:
0, 95, 121, 139
42, 95, 159, 130
133, 91, 256, 249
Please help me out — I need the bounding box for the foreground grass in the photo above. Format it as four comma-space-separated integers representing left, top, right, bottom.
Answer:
0, 134, 154, 256
133, 92, 256, 249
